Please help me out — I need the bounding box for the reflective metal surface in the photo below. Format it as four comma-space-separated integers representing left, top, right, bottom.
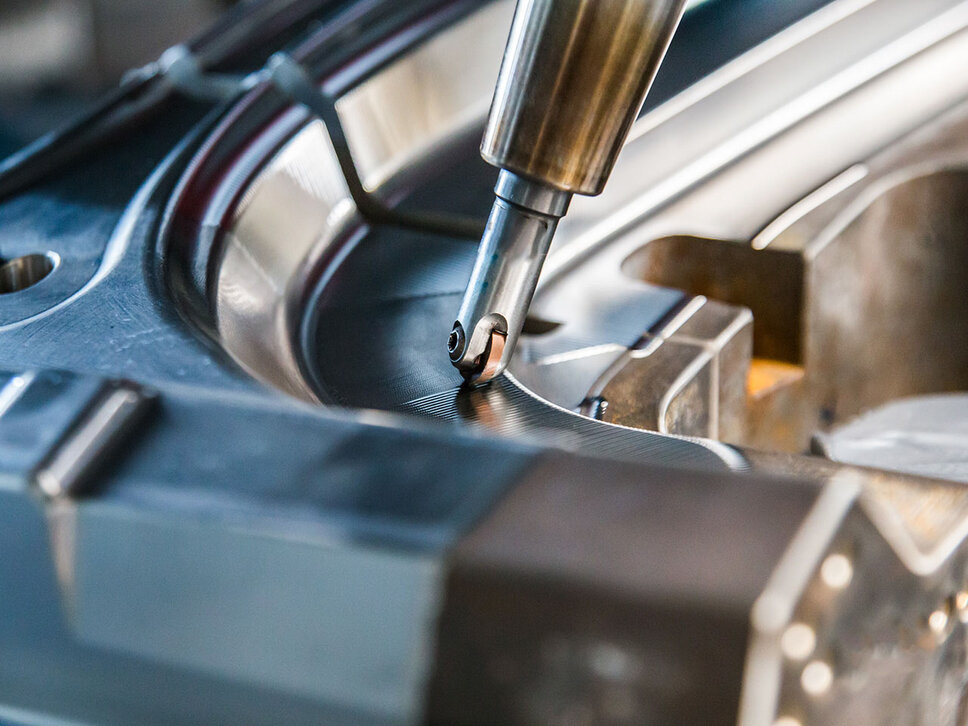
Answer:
190, 0, 742, 470
8, 0, 968, 724
590, 296, 752, 441
200, 0, 968, 462
514, 0, 968, 453
205, 0, 968, 408
817, 394, 968, 482
0, 6, 549, 722
173, 7, 968, 719
0, 370, 534, 726
613, 99, 968, 453
209, 1, 513, 401
481, 0, 687, 195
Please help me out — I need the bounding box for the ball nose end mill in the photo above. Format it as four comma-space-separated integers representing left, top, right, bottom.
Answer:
450, 0, 687, 384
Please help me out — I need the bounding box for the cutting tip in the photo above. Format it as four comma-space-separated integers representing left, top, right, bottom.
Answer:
455, 329, 506, 386
475, 329, 507, 384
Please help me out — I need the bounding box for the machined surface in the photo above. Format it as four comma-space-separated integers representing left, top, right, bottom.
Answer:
204, 0, 968, 458
429, 456, 822, 726
0, 5, 543, 724
817, 394, 968, 483
186, 0, 748, 471
5, 0, 968, 724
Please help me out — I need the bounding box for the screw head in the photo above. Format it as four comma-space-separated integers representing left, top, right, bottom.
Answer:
448, 323, 465, 361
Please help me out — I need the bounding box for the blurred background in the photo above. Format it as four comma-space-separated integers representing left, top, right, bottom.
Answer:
0, 0, 235, 157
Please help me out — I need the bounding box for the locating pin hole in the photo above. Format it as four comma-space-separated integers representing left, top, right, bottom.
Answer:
0, 253, 58, 295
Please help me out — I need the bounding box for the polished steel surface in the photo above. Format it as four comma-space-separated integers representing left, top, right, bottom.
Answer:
217, 118, 351, 401
214, 1, 513, 401
539, 0, 968, 282
335, 1, 513, 192
0, 368, 532, 726
816, 394, 968, 482
481, 0, 688, 195
202, 0, 743, 471
590, 296, 753, 441
607, 99, 968, 454
33, 382, 154, 499
513, 0, 968, 453
0, 3, 808, 725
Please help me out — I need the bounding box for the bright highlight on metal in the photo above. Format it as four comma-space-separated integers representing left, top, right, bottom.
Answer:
928, 608, 949, 635
780, 623, 817, 661
819, 553, 853, 589
800, 660, 833, 696
957, 591, 968, 622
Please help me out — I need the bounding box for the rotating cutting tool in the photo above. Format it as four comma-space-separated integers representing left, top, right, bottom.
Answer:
449, 0, 688, 383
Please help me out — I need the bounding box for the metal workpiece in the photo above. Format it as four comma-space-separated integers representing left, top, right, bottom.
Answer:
586, 296, 754, 441
428, 454, 823, 726
13, 0, 968, 723
188, 0, 968, 456
0, 371, 537, 725
449, 171, 570, 384
430, 451, 968, 726
481, 0, 688, 195
171, 0, 742, 472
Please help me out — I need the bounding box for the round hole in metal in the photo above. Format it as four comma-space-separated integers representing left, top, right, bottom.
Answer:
0, 253, 56, 294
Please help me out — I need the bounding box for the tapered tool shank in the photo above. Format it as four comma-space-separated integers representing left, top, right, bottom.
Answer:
482, 0, 688, 195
